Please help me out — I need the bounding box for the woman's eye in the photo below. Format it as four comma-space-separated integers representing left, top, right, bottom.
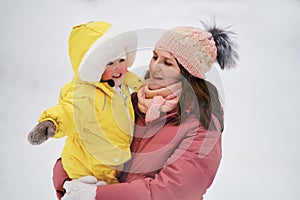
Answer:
165, 61, 172, 66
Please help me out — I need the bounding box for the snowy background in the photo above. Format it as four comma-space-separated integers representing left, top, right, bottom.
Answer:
1, 0, 300, 199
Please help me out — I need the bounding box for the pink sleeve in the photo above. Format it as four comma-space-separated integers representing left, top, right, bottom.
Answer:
96, 128, 222, 200
52, 158, 71, 200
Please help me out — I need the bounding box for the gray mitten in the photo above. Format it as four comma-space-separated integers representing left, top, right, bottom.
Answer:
28, 120, 56, 145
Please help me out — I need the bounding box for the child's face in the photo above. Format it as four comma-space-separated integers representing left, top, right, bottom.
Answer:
101, 58, 128, 87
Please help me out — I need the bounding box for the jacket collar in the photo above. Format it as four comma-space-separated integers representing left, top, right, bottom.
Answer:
93, 71, 143, 97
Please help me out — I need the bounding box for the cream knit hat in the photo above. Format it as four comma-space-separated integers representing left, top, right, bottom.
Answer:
155, 26, 218, 79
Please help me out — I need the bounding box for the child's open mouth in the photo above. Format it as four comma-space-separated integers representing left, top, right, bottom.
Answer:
112, 73, 122, 79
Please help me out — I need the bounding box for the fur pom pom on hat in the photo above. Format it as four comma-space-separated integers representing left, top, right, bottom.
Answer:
68, 21, 137, 83
155, 22, 239, 79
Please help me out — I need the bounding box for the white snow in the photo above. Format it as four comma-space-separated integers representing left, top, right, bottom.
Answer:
0, 0, 299, 199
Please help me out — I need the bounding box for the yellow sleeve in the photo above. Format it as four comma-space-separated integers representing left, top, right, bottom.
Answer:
38, 82, 76, 138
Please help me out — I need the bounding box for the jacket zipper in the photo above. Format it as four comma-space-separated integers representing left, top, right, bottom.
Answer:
115, 86, 133, 139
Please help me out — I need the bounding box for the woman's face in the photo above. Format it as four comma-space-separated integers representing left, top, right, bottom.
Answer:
148, 49, 181, 90
101, 58, 127, 87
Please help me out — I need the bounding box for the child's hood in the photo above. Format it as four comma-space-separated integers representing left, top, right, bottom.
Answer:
68, 21, 137, 83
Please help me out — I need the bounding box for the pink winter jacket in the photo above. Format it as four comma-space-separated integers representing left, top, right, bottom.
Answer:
53, 93, 222, 200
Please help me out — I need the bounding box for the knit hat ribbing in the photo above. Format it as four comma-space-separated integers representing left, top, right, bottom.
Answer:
155, 26, 217, 79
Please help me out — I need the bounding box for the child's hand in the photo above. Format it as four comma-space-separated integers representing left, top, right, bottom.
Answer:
27, 121, 56, 145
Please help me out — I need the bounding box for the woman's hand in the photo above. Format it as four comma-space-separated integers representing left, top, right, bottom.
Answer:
62, 176, 106, 200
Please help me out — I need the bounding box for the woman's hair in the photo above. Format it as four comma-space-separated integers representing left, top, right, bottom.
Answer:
176, 65, 224, 132
144, 66, 224, 131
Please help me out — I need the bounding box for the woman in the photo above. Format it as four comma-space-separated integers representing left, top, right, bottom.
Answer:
54, 22, 239, 200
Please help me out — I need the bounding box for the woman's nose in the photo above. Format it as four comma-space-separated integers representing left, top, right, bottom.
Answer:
151, 63, 162, 73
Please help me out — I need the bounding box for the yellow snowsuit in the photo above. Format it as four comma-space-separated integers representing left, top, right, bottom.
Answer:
38, 21, 143, 184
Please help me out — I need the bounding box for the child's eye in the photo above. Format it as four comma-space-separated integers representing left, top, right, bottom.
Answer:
106, 61, 113, 66
152, 56, 158, 60
120, 58, 126, 62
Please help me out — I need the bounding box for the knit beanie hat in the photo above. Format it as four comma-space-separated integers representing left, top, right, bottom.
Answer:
68, 21, 137, 83
155, 24, 239, 79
